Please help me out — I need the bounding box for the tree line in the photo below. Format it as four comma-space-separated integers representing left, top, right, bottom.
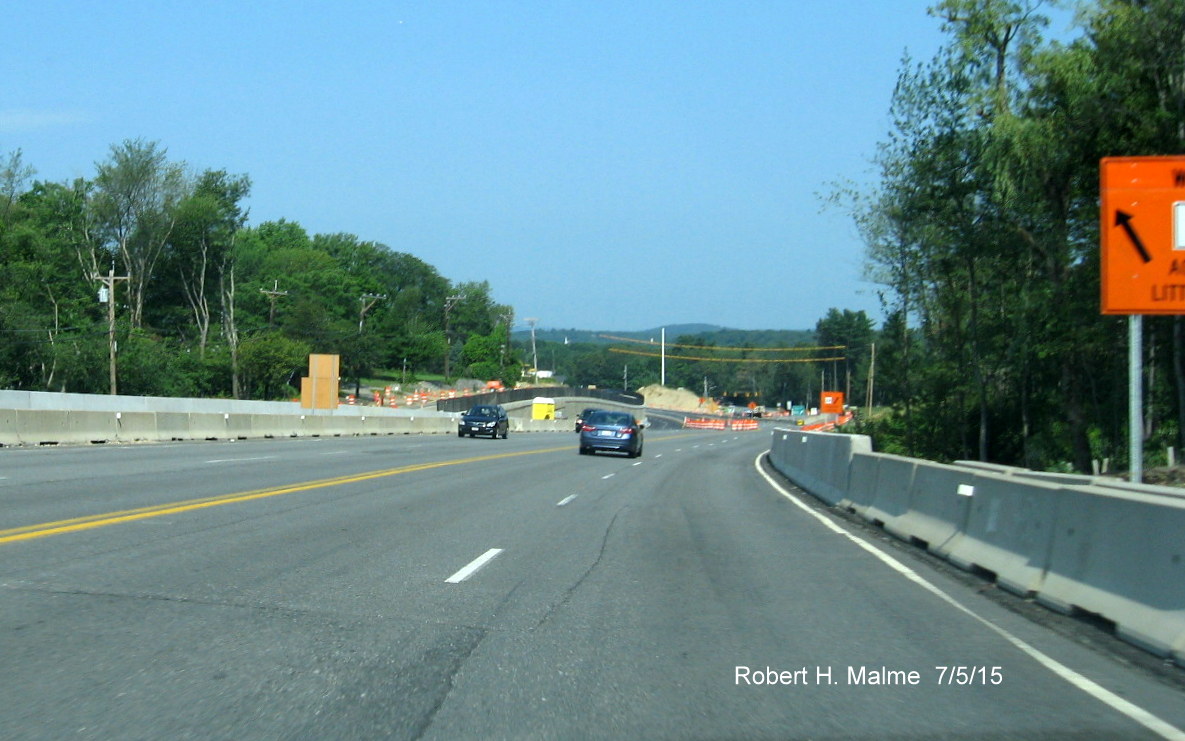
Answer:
0, 139, 520, 400
840, 0, 1185, 472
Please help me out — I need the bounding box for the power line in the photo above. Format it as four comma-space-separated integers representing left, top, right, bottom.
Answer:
607, 347, 846, 363
598, 334, 845, 352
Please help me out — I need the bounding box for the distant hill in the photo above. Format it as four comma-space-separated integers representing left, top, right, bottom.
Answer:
513, 325, 815, 346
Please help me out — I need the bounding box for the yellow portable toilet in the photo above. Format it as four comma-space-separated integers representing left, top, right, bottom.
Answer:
532, 397, 556, 420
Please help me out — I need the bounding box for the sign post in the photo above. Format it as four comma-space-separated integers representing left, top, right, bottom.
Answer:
1100, 156, 1185, 482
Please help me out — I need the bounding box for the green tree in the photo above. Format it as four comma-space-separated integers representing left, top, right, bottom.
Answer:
0, 149, 35, 219
239, 333, 311, 400
852, 0, 1097, 465
89, 139, 189, 329
815, 308, 875, 404
162, 169, 251, 355
0, 170, 99, 391
0, 139, 523, 404
462, 322, 522, 387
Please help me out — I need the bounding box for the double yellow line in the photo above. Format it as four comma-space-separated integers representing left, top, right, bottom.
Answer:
0, 445, 573, 546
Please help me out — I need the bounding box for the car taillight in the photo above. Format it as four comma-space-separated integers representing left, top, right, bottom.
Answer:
581, 424, 596, 432
621, 427, 635, 435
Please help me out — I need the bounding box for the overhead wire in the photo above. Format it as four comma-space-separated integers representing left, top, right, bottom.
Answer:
607, 347, 846, 363
598, 334, 845, 353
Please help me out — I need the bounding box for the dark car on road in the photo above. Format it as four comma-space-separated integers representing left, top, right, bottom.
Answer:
458, 404, 509, 438
578, 409, 644, 457
574, 407, 600, 432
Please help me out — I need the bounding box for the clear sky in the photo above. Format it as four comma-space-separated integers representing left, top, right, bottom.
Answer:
2, 2, 1076, 332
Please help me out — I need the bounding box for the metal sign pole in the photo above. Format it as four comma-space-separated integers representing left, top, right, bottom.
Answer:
1130, 314, 1143, 483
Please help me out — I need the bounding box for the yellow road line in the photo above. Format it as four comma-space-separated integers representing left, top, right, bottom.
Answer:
0, 444, 574, 545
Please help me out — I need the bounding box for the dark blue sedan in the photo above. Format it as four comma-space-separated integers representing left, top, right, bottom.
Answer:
578, 410, 644, 457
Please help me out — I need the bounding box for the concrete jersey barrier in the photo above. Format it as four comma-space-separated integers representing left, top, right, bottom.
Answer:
1036, 486, 1185, 659
947, 473, 1063, 597
769, 428, 871, 506
767, 428, 1185, 667
0, 389, 646, 446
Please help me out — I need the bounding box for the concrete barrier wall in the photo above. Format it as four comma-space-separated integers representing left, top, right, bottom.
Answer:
189, 413, 229, 440
948, 474, 1063, 597
0, 407, 21, 445
841, 450, 881, 517
768, 430, 792, 478
767, 429, 871, 505
249, 413, 294, 439
409, 417, 457, 435
1037, 487, 1185, 660
15, 410, 76, 445
65, 411, 119, 445
955, 458, 1185, 500
226, 413, 254, 439
768, 428, 1185, 667
0, 391, 572, 447
0, 389, 310, 415
156, 412, 191, 441
519, 418, 574, 433
848, 453, 917, 529
889, 460, 976, 558
115, 411, 157, 443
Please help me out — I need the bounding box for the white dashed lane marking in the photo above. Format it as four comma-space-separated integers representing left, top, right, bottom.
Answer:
445, 548, 504, 584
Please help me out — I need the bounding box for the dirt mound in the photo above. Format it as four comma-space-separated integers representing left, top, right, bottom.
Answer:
638, 384, 710, 412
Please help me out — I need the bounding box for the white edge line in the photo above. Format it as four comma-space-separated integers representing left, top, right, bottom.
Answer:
445, 548, 504, 584
752, 451, 1185, 741
556, 495, 578, 507
205, 456, 277, 464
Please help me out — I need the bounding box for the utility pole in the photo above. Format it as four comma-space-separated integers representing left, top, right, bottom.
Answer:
661, 327, 666, 386
92, 268, 129, 395
356, 293, 386, 397
259, 281, 288, 327
525, 317, 539, 380
443, 295, 462, 380
499, 309, 514, 367
866, 342, 876, 419
358, 293, 386, 333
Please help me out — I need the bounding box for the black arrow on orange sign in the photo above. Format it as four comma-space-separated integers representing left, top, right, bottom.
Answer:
1115, 210, 1152, 263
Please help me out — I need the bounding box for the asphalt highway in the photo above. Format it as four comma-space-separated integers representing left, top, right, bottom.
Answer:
3, 427, 1184, 739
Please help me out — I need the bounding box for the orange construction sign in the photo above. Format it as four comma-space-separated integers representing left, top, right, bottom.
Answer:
820, 391, 844, 415
1100, 156, 1185, 314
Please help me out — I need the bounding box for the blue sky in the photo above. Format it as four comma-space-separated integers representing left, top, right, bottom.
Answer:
3, 2, 1075, 331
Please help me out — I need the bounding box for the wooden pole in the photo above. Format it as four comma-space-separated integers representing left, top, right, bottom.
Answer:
93, 268, 129, 395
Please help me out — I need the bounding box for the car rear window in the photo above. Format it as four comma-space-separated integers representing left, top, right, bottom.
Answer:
588, 411, 633, 426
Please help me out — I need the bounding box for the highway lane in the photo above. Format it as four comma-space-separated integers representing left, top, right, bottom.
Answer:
2, 429, 1184, 739
0, 430, 576, 532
